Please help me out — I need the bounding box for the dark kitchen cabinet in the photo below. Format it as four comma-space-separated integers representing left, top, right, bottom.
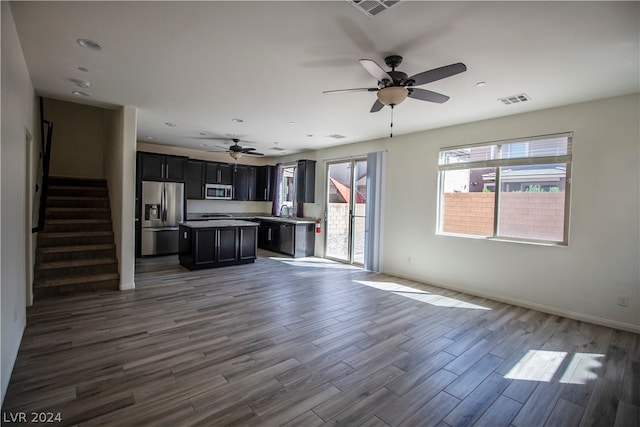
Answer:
139, 152, 186, 182
255, 165, 275, 201
297, 159, 316, 203
233, 165, 256, 201
179, 223, 258, 270
217, 228, 237, 262
186, 160, 205, 199
258, 221, 280, 252
258, 220, 315, 257
279, 223, 295, 256
193, 227, 235, 264
205, 162, 233, 185
239, 226, 257, 261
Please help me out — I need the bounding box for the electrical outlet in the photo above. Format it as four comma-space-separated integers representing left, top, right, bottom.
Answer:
618, 295, 628, 307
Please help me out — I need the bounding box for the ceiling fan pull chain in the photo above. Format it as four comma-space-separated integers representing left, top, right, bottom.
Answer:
390, 105, 394, 138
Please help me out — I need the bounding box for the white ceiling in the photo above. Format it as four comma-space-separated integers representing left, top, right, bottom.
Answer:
10, 1, 639, 157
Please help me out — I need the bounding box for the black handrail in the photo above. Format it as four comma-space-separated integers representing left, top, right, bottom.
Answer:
32, 98, 53, 233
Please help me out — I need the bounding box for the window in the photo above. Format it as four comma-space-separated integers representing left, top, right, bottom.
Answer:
437, 133, 572, 245
277, 163, 297, 212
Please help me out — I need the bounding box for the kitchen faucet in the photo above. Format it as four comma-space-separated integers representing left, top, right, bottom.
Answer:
279, 205, 290, 217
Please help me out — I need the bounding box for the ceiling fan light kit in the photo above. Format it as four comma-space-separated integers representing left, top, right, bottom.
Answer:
377, 86, 408, 106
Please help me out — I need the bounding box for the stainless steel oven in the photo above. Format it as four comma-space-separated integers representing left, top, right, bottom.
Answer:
205, 183, 233, 200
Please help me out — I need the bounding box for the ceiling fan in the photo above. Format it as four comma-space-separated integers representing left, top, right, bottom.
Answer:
323, 55, 466, 136
202, 138, 265, 160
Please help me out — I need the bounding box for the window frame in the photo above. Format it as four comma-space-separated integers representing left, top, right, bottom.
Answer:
437, 132, 573, 246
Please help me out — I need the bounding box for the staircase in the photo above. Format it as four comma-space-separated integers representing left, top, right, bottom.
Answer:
34, 177, 120, 299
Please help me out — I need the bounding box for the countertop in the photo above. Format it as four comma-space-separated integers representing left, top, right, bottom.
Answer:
187, 212, 316, 225
181, 220, 260, 228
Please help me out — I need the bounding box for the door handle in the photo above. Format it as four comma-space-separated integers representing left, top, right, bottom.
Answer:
217, 170, 221, 183
264, 189, 267, 200
268, 228, 272, 241
166, 164, 169, 178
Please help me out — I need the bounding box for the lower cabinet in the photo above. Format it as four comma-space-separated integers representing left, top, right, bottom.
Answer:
179, 224, 257, 270
258, 221, 314, 258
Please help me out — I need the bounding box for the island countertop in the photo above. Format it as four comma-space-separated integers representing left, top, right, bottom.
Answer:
181, 220, 259, 228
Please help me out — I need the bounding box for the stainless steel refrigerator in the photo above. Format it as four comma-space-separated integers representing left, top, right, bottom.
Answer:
140, 181, 184, 256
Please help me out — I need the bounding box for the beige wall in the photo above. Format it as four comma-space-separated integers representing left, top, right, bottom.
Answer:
43, 98, 108, 179
280, 94, 640, 332
105, 107, 137, 290
1, 2, 38, 404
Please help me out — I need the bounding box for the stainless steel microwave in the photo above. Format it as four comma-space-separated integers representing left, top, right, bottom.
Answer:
205, 184, 233, 200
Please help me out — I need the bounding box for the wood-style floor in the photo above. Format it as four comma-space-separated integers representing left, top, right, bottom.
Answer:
3, 251, 639, 426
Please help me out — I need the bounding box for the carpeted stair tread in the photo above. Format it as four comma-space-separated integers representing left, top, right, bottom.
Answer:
45, 219, 112, 225
38, 231, 114, 238
37, 257, 117, 270
47, 207, 110, 211
37, 243, 115, 254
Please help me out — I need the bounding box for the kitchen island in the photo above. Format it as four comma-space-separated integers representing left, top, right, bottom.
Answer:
186, 213, 316, 258
179, 220, 258, 270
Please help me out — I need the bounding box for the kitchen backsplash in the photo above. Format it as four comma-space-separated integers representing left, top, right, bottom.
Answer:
187, 199, 272, 214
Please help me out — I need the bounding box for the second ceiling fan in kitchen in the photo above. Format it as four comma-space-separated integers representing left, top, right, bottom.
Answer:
199, 137, 265, 160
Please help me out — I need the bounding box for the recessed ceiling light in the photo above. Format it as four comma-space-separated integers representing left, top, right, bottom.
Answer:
164, 122, 176, 127
77, 66, 89, 72
476, 81, 487, 87
200, 143, 208, 147
289, 121, 295, 125
71, 79, 91, 88
273, 141, 282, 145
72, 90, 90, 97
306, 134, 314, 137
146, 136, 155, 140
231, 118, 244, 123
77, 38, 102, 51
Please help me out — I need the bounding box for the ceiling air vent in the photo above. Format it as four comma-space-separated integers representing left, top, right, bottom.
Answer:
498, 93, 531, 105
348, 0, 401, 17
326, 134, 347, 139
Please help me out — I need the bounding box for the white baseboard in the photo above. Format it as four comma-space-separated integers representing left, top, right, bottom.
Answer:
384, 270, 640, 335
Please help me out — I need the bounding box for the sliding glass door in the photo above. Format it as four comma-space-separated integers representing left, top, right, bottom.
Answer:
325, 159, 367, 264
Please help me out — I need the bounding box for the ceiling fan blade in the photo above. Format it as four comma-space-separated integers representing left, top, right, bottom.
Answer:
359, 59, 393, 83
242, 147, 257, 152
323, 88, 378, 94
370, 99, 385, 113
408, 88, 450, 103
408, 62, 467, 86
245, 152, 264, 156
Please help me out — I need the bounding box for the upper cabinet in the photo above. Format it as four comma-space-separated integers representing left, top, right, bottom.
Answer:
186, 159, 205, 200
205, 162, 233, 185
233, 165, 256, 201
297, 159, 316, 203
255, 165, 275, 202
139, 152, 186, 182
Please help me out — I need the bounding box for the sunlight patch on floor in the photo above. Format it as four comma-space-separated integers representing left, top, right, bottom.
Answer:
559, 352, 605, 384
504, 350, 604, 384
352, 280, 492, 310
269, 256, 361, 269
505, 350, 567, 382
